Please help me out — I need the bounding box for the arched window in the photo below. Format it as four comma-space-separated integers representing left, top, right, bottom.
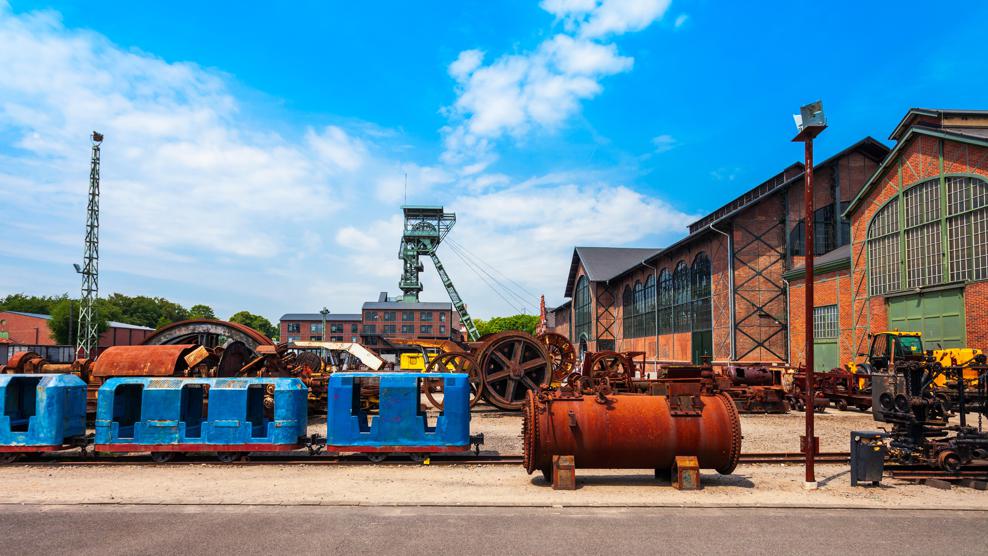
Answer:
633, 281, 644, 337
658, 269, 672, 334
691, 253, 712, 333
644, 275, 656, 336
867, 175, 988, 296
672, 262, 690, 333
574, 276, 591, 340
622, 285, 634, 338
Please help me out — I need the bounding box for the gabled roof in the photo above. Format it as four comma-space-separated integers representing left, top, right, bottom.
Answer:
846, 112, 988, 218
563, 246, 662, 297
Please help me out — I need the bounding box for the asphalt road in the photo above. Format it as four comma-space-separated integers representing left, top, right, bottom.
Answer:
0, 505, 984, 555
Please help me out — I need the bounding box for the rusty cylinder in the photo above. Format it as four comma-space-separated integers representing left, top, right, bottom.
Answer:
523, 390, 742, 476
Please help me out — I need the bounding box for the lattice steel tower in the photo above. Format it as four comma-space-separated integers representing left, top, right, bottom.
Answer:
77, 131, 103, 358
399, 205, 479, 340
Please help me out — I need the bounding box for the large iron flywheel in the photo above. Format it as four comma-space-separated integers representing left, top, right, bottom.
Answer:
477, 332, 552, 411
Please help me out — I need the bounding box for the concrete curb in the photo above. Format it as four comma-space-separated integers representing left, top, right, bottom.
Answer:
2, 501, 987, 512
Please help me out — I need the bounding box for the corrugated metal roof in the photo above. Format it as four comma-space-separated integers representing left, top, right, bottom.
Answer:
1, 310, 153, 330
279, 313, 363, 322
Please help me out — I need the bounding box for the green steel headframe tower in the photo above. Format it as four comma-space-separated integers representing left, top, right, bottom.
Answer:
77, 131, 103, 358
399, 205, 480, 340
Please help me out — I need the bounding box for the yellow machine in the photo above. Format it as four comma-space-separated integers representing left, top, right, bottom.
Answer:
847, 330, 981, 387
400, 352, 427, 371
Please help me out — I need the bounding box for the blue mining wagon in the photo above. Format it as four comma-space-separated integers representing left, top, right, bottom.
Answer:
0, 374, 87, 463
326, 372, 474, 460
94, 377, 309, 462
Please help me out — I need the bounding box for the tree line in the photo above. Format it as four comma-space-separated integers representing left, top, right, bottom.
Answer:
0, 293, 276, 344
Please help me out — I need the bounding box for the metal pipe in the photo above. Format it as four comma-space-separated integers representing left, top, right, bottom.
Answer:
707, 222, 736, 360
642, 258, 658, 373
803, 138, 816, 485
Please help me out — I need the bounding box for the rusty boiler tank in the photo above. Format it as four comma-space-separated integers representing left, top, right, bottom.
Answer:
522, 387, 742, 480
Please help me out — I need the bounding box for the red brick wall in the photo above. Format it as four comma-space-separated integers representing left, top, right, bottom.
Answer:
787, 269, 853, 368
0, 312, 53, 345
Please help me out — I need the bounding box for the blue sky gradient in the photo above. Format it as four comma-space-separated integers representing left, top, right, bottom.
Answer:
2, 1, 987, 322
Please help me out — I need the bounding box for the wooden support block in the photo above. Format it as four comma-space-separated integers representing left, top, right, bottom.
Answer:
552, 455, 576, 490
959, 479, 988, 491
673, 455, 701, 491
923, 478, 953, 490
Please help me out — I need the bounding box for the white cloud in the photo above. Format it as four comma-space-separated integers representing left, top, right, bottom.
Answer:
652, 133, 678, 153
442, 0, 667, 165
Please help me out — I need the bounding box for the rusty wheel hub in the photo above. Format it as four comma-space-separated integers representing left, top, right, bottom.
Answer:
478, 332, 552, 411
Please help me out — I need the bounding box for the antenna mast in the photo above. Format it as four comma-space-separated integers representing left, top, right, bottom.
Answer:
77, 131, 102, 358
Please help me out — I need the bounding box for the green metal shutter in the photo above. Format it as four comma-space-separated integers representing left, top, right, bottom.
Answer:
887, 288, 965, 348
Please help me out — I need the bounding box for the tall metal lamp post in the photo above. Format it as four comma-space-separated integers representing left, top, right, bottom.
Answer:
320, 307, 330, 358
792, 100, 827, 489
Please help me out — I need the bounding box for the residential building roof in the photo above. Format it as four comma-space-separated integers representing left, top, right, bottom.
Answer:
563, 246, 662, 297
279, 313, 363, 322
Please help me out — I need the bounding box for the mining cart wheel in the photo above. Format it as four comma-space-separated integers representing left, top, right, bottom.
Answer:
0, 453, 21, 464
150, 452, 176, 464
216, 452, 245, 463
538, 332, 577, 382
422, 353, 484, 409
408, 453, 429, 463
478, 332, 552, 411
835, 399, 848, 411
366, 453, 388, 463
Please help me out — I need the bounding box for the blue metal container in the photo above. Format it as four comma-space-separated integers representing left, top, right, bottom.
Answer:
326, 372, 470, 452
0, 374, 87, 450
94, 377, 308, 452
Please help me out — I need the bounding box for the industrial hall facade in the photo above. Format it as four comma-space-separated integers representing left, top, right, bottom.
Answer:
550, 108, 988, 371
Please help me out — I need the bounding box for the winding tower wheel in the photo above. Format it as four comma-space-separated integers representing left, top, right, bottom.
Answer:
143, 319, 273, 377
421, 352, 483, 409
477, 332, 552, 411
538, 332, 576, 383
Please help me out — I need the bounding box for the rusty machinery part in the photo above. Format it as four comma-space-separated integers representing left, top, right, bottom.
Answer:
537, 332, 576, 382
723, 365, 777, 387
422, 352, 484, 409
214, 341, 258, 377
583, 350, 636, 391
91, 345, 200, 377
476, 331, 552, 411
295, 351, 324, 374
143, 319, 273, 350
1, 351, 93, 381
523, 389, 742, 478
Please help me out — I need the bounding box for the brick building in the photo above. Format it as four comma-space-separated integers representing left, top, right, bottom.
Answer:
0, 310, 154, 355
557, 136, 889, 367
279, 293, 462, 355
787, 109, 988, 369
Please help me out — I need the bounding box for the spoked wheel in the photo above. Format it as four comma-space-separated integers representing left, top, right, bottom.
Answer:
585, 351, 634, 390
423, 353, 484, 409
478, 332, 552, 411
150, 452, 176, 463
216, 452, 245, 463
366, 453, 388, 463
0, 453, 21, 465
538, 332, 576, 383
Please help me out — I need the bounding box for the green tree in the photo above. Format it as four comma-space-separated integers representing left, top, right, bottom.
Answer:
229, 310, 277, 339
188, 304, 216, 319
49, 298, 112, 345
104, 293, 189, 328
474, 314, 540, 336
0, 293, 66, 315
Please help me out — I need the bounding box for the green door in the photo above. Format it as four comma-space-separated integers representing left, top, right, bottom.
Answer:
813, 341, 839, 371
691, 330, 712, 364
887, 288, 965, 349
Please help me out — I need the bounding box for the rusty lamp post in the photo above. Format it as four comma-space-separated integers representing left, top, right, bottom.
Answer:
792, 100, 827, 489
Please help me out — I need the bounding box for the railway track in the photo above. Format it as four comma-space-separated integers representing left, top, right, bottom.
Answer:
4, 451, 852, 466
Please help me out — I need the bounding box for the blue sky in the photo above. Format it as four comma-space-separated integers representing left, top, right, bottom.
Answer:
2, 1, 987, 323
